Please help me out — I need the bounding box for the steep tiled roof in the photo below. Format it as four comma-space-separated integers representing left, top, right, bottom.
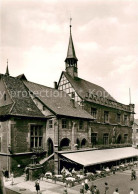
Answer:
0, 104, 13, 116
1, 75, 44, 118
63, 72, 116, 102
24, 81, 93, 120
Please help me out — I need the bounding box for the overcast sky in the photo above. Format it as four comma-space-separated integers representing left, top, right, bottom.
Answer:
0, 0, 138, 118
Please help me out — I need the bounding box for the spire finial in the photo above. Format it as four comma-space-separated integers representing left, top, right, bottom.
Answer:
5, 59, 9, 76
69, 17, 72, 34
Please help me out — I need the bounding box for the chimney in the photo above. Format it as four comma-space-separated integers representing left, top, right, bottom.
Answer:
54, 81, 58, 89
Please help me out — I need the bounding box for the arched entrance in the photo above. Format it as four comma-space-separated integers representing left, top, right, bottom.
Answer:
81, 138, 87, 148
47, 138, 54, 156
116, 134, 122, 144
60, 138, 70, 150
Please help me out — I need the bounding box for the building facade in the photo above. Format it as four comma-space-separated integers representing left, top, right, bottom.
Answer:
0, 25, 135, 176
132, 119, 138, 147
58, 24, 134, 147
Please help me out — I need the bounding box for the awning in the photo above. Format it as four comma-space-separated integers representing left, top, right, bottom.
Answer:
61, 147, 138, 167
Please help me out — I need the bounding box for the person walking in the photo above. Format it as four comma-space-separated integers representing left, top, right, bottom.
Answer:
113, 188, 119, 194
104, 182, 109, 194
130, 188, 134, 194
93, 185, 100, 194
35, 179, 40, 194
131, 169, 136, 180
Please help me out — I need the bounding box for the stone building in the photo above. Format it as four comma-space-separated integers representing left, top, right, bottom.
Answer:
132, 119, 138, 147
0, 72, 93, 176
58, 24, 135, 147
0, 24, 135, 177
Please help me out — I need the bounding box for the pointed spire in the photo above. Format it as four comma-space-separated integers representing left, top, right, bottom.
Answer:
5, 59, 10, 76
65, 18, 78, 61
65, 18, 78, 78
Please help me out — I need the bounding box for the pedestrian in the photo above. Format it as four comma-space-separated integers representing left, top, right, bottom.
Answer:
104, 182, 109, 194
90, 183, 95, 194
35, 179, 40, 194
84, 179, 89, 192
130, 188, 134, 194
113, 188, 119, 194
131, 169, 136, 180
63, 185, 68, 194
93, 185, 100, 194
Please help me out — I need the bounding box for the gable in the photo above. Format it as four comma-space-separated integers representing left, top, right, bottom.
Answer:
0, 76, 13, 107
58, 72, 82, 105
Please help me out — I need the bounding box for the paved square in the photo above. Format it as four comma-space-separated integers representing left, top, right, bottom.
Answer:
5, 167, 138, 194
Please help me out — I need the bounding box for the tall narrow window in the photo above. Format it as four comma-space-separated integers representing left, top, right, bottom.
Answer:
124, 115, 128, 125
91, 108, 97, 119
91, 133, 98, 145
103, 133, 109, 145
104, 111, 109, 123
62, 119, 67, 129
30, 125, 43, 149
79, 120, 83, 130
117, 113, 121, 123
49, 119, 53, 128
4, 94, 6, 101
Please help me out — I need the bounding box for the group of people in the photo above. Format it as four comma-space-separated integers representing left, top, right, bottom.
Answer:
79, 181, 135, 194
113, 188, 134, 194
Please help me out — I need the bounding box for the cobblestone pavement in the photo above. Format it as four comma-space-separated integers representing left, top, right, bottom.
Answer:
4, 167, 138, 194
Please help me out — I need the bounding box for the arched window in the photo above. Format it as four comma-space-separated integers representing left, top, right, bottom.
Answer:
81, 138, 87, 148
60, 138, 70, 150
47, 138, 54, 156
116, 134, 122, 144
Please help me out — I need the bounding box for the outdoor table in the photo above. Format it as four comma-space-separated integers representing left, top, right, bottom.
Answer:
45, 172, 52, 178
65, 177, 75, 181
54, 174, 63, 178
96, 170, 101, 174
76, 174, 84, 179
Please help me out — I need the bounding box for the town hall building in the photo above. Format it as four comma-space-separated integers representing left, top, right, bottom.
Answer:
0, 24, 135, 177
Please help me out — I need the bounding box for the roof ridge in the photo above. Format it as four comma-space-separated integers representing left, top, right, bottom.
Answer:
24, 80, 57, 90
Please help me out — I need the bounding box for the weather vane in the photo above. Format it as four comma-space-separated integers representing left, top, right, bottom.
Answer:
70, 17, 72, 27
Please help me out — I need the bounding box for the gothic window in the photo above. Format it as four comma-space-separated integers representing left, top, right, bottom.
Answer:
104, 111, 109, 123
103, 133, 109, 145
91, 133, 98, 145
49, 119, 53, 128
136, 129, 138, 133
91, 108, 97, 119
30, 125, 43, 148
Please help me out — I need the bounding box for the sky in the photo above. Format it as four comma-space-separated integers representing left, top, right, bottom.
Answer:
0, 0, 138, 118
